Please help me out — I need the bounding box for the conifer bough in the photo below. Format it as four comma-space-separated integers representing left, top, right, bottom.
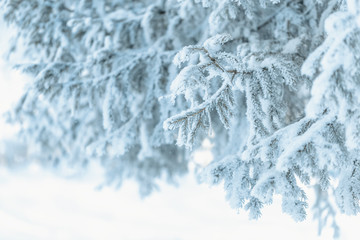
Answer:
2, 0, 360, 237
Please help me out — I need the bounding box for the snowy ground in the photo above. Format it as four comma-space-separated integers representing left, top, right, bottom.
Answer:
0, 163, 335, 240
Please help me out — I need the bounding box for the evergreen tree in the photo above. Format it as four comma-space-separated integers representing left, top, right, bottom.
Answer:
2, 0, 360, 236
